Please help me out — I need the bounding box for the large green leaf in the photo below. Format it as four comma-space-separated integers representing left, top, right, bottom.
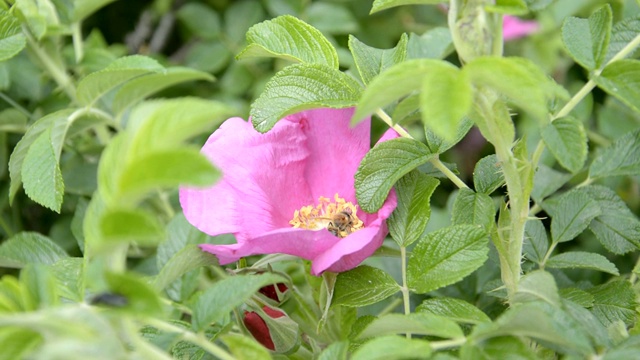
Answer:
387, 171, 439, 247
543, 189, 602, 243
605, 16, 640, 63
407, 225, 488, 294
523, 219, 549, 264
0, 232, 68, 268
192, 273, 286, 331
546, 252, 619, 275
0, 10, 26, 62
452, 188, 495, 230
21, 128, 64, 212
511, 270, 560, 306
473, 154, 505, 194
100, 208, 165, 245
333, 265, 401, 307
355, 138, 435, 212
561, 5, 612, 70
251, 63, 361, 133
541, 116, 588, 173
416, 297, 490, 325
589, 127, 640, 179
352, 336, 431, 360
349, 34, 408, 85
237, 15, 338, 68
588, 281, 637, 327
358, 313, 463, 340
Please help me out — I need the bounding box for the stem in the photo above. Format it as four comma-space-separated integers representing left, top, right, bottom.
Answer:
0, 92, 32, 118
375, 108, 469, 189
400, 246, 411, 338
72, 22, 84, 64
145, 319, 236, 360
539, 242, 558, 269
379, 298, 403, 316
430, 337, 467, 351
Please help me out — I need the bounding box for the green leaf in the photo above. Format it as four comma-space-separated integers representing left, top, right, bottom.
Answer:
0, 232, 67, 268
407, 225, 488, 294
546, 251, 619, 275
51, 258, 83, 302
333, 265, 401, 307
0, 108, 27, 133
486, 0, 527, 14
176, 2, 221, 40
76, 55, 164, 105
112, 67, 214, 114
73, 0, 117, 21
512, 270, 560, 306
104, 272, 163, 316
464, 57, 564, 121
250, 63, 361, 132
560, 288, 594, 308
407, 28, 453, 60
21, 128, 64, 212
452, 188, 495, 230
388, 171, 439, 246
355, 138, 435, 212
583, 185, 640, 254
588, 281, 638, 327
352, 59, 458, 125
589, 128, 640, 179
602, 335, 640, 360
358, 313, 462, 340
354, 336, 432, 360
605, 16, 640, 63
100, 208, 165, 245
531, 164, 571, 202
117, 148, 220, 202
421, 64, 473, 142
473, 154, 505, 194
318, 341, 349, 360
307, 2, 358, 35
461, 336, 537, 360
223, 0, 265, 44
155, 245, 218, 292
0, 10, 26, 62
370, 0, 445, 14
543, 189, 602, 243
0, 328, 41, 360
222, 334, 271, 360
541, 117, 588, 173
561, 5, 612, 69
424, 117, 473, 154
416, 297, 491, 325
595, 59, 640, 114
523, 219, 549, 264
349, 34, 408, 85
192, 273, 286, 331
185, 41, 231, 73
237, 15, 338, 68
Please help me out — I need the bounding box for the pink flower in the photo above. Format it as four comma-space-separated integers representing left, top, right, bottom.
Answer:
503, 15, 539, 40
179, 108, 397, 275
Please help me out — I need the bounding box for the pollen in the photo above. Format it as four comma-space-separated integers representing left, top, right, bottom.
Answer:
289, 194, 364, 238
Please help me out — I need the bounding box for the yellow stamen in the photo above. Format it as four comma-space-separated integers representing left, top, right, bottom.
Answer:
289, 194, 364, 238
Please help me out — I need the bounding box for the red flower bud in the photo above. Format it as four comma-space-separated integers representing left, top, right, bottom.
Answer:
258, 283, 288, 302
243, 306, 285, 350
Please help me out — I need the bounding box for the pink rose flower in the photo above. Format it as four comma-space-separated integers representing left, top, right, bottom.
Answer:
503, 15, 539, 40
179, 108, 397, 275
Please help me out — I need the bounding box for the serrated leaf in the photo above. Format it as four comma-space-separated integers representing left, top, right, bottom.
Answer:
424, 117, 473, 154
112, 67, 214, 114
358, 313, 463, 340
541, 116, 588, 173
349, 34, 408, 85
154, 245, 219, 292
0, 10, 26, 62
416, 297, 490, 325
473, 154, 505, 194
388, 171, 439, 246
407, 225, 488, 294
530, 164, 572, 202
464, 57, 564, 121
22, 129, 64, 212
0, 232, 67, 268
452, 188, 495, 230
559, 288, 594, 308
588, 281, 637, 327
333, 265, 401, 307
237, 15, 338, 68
76, 55, 164, 105
355, 138, 435, 212
543, 189, 602, 243
512, 270, 560, 306
100, 208, 164, 245
595, 59, 640, 114
250, 63, 361, 133
370, 0, 444, 14
421, 65, 473, 141
583, 185, 640, 254
352, 336, 432, 360
192, 273, 286, 331
589, 127, 640, 179
605, 16, 640, 63
352, 59, 458, 125
523, 219, 549, 264
117, 148, 220, 202
561, 5, 612, 69
546, 251, 619, 275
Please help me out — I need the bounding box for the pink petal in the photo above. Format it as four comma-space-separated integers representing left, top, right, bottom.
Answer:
180, 117, 313, 241
503, 15, 539, 40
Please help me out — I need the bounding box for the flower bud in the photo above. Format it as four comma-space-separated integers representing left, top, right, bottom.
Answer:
243, 306, 285, 350
258, 283, 288, 303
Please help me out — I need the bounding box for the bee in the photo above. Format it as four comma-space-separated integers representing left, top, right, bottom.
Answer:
326, 208, 355, 238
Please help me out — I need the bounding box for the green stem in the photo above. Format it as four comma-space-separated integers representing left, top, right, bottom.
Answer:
145, 319, 236, 360
400, 246, 411, 338
0, 92, 31, 118
72, 22, 84, 64
375, 108, 468, 189
539, 241, 558, 269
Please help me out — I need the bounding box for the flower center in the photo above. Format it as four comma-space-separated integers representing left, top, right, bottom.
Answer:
289, 194, 364, 238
